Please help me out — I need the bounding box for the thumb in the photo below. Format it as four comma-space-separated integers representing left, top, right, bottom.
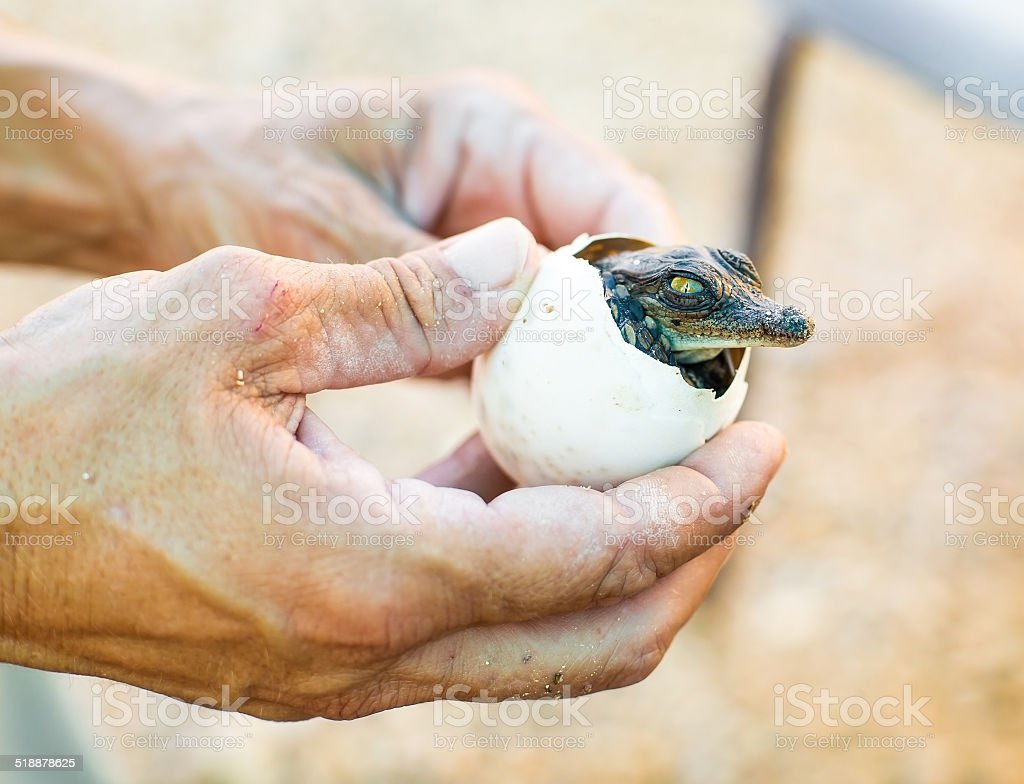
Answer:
249, 217, 539, 393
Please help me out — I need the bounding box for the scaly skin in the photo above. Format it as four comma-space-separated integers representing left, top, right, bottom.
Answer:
595, 245, 814, 390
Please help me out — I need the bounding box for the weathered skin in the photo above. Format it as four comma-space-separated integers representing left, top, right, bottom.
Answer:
590, 244, 814, 392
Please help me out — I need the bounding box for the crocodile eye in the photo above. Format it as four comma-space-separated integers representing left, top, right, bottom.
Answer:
670, 276, 704, 294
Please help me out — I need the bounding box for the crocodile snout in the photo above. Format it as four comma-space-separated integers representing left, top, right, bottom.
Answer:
763, 303, 815, 346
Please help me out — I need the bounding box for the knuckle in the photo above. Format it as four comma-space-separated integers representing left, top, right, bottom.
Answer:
375, 253, 444, 316
110, 268, 162, 286
593, 541, 663, 604
433, 70, 538, 118
228, 256, 330, 340
363, 253, 446, 370
577, 630, 673, 692
189, 245, 265, 280
181, 245, 282, 331
612, 635, 672, 688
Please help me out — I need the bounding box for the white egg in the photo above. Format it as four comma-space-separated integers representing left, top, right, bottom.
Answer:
472, 235, 750, 488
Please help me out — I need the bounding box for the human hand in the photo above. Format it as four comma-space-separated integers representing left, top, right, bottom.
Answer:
0, 219, 784, 720
137, 73, 685, 268
0, 40, 682, 272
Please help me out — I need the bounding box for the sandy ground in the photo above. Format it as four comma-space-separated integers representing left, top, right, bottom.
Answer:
1, 1, 1022, 782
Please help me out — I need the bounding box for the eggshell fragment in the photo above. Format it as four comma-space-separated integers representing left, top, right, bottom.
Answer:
471, 241, 749, 487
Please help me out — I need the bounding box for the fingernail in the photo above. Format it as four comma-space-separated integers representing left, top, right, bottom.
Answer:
444, 218, 534, 289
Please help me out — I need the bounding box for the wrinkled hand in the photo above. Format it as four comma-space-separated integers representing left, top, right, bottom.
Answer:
0, 220, 784, 720
98, 73, 685, 270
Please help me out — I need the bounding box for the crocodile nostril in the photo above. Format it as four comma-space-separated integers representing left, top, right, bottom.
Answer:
767, 304, 815, 344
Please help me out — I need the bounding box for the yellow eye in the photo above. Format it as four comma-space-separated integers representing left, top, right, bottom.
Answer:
670, 276, 704, 294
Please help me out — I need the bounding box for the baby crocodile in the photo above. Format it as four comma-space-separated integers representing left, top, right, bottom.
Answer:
573, 236, 814, 396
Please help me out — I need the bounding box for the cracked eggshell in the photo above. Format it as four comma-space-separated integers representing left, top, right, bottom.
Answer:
471, 241, 750, 487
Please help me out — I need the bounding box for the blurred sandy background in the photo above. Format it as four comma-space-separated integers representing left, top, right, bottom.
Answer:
1, 0, 1022, 782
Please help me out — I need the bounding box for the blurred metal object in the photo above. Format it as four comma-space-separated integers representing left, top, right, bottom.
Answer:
770, 0, 1024, 88
746, 0, 1024, 257
744, 29, 808, 262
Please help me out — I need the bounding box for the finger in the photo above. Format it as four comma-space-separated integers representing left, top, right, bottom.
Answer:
290, 408, 403, 501
295, 408, 362, 465
396, 76, 686, 246
237, 217, 539, 393
417, 433, 516, 501
344, 540, 736, 714
681, 420, 788, 511
301, 75, 683, 248
400, 421, 785, 635
502, 130, 685, 246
